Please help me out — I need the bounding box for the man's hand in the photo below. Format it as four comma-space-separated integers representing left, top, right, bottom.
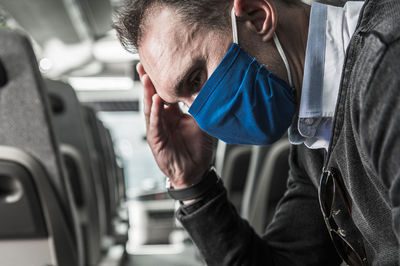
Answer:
137, 63, 214, 189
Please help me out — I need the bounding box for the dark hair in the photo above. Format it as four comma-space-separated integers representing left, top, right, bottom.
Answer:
114, 0, 298, 53
114, 0, 233, 53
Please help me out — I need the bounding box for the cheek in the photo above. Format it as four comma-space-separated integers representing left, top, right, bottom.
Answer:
207, 43, 232, 79
205, 55, 224, 82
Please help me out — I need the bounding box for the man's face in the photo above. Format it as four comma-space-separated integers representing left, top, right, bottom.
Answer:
138, 6, 232, 107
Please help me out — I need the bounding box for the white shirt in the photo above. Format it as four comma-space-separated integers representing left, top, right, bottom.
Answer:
289, 1, 364, 150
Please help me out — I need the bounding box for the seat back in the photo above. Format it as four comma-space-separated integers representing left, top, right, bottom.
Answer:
46, 79, 105, 265
83, 106, 116, 236
215, 140, 254, 208
0, 58, 6, 86
97, 121, 119, 222
241, 145, 271, 218
0, 28, 83, 266
117, 164, 127, 203
104, 127, 123, 207
221, 145, 252, 212
247, 139, 290, 235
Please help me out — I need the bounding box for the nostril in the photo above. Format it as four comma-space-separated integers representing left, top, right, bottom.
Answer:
0, 60, 7, 87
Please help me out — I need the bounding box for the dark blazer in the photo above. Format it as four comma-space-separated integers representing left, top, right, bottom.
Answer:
177, 0, 400, 265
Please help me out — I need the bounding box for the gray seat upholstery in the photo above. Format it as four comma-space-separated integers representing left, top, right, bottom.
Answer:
215, 138, 290, 234
245, 138, 291, 235
103, 127, 129, 243
241, 145, 271, 219
46, 79, 106, 265
215, 140, 240, 176
220, 145, 252, 212
0, 28, 84, 266
215, 141, 251, 204
83, 106, 120, 239
0, 58, 6, 86
103, 127, 120, 209
117, 163, 127, 204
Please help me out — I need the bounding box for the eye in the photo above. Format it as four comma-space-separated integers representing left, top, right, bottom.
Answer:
189, 69, 205, 93
191, 73, 201, 87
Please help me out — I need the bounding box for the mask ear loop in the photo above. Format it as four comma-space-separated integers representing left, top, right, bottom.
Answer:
273, 34, 293, 87
231, 8, 239, 44
232, 8, 292, 87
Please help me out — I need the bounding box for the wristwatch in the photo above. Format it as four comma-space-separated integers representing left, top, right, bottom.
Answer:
166, 167, 220, 201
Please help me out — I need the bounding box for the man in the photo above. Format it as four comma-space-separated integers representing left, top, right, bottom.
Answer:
115, 0, 400, 265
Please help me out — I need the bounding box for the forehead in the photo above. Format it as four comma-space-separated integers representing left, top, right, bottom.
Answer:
138, 6, 203, 95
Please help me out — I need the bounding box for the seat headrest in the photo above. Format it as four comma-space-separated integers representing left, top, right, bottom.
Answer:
0, 59, 7, 87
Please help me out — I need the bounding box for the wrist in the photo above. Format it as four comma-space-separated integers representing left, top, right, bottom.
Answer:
166, 167, 220, 201
169, 169, 207, 189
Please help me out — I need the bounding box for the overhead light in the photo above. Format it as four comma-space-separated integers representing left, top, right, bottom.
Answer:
68, 76, 134, 91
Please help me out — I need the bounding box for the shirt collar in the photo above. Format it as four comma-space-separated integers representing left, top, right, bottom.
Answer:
299, 2, 327, 119
289, 1, 363, 149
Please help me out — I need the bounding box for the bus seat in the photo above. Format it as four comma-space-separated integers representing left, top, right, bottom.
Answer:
117, 163, 127, 205
83, 106, 128, 246
104, 127, 128, 214
0, 58, 7, 87
46, 79, 105, 265
221, 145, 252, 212
241, 145, 271, 219
247, 138, 291, 235
103, 127, 120, 208
83, 106, 115, 237
0, 28, 84, 266
101, 123, 129, 245
97, 119, 119, 225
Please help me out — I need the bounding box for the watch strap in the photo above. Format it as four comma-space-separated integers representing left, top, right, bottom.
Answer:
167, 167, 220, 201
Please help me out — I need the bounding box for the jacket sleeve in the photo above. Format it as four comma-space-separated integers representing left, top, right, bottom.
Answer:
176, 144, 341, 266
358, 39, 400, 262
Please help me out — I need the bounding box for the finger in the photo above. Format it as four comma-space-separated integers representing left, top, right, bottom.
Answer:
136, 62, 146, 80
148, 93, 165, 143
142, 74, 157, 130
164, 103, 183, 123
138, 63, 156, 96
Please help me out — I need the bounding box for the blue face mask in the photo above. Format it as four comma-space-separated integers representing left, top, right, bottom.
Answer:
188, 8, 295, 145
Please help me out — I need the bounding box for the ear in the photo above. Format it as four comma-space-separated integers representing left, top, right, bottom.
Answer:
233, 0, 277, 42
